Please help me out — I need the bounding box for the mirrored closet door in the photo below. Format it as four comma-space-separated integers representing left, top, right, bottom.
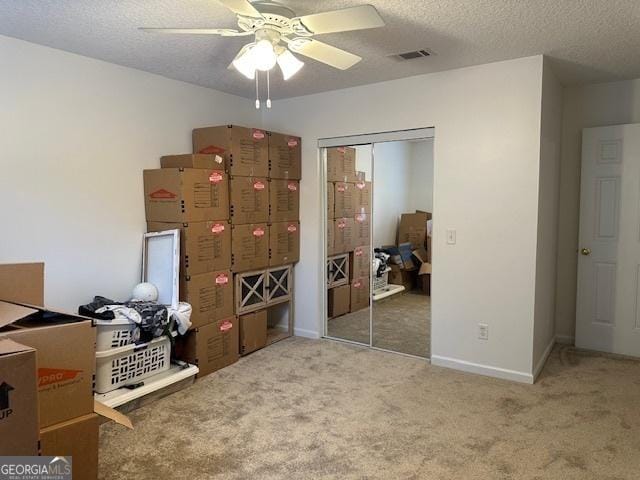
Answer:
323, 129, 434, 358
325, 144, 372, 345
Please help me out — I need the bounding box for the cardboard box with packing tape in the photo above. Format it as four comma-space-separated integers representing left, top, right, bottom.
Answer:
334, 182, 356, 218
269, 222, 300, 267
231, 223, 269, 272
143, 168, 229, 223
180, 270, 234, 329
350, 278, 370, 313
333, 217, 355, 254
327, 147, 357, 182
0, 263, 133, 479
147, 220, 231, 276
193, 125, 269, 177
268, 132, 301, 180
354, 180, 371, 214
328, 285, 350, 318
175, 317, 239, 377
350, 245, 371, 281
239, 309, 267, 356
160, 153, 226, 172
269, 179, 300, 223
230, 176, 269, 225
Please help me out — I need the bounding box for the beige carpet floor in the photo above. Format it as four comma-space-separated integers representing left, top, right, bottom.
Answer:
99, 338, 640, 480
327, 291, 431, 357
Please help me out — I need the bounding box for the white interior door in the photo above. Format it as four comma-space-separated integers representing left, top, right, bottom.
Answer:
576, 124, 640, 356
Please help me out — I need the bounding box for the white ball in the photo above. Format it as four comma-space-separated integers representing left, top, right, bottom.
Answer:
132, 282, 159, 302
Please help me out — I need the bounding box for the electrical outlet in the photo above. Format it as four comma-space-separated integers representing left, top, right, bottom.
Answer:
478, 323, 489, 340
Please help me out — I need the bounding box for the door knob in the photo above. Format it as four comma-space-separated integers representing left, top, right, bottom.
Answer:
581, 248, 591, 256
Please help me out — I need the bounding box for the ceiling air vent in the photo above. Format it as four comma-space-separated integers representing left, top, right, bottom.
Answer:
395, 49, 433, 60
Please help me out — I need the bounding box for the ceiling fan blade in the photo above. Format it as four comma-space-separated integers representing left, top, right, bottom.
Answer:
294, 5, 384, 35
139, 28, 251, 37
287, 39, 361, 70
217, 0, 263, 18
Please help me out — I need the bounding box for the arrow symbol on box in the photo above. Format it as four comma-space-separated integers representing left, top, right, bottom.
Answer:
0, 382, 14, 410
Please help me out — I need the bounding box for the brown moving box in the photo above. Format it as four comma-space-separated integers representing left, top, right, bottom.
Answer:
0, 302, 96, 427
354, 180, 372, 214
147, 220, 231, 276
193, 125, 269, 177
268, 132, 301, 179
231, 223, 269, 272
354, 213, 370, 246
327, 220, 335, 256
412, 248, 432, 295
230, 176, 269, 224
40, 413, 99, 480
269, 222, 300, 266
161, 153, 225, 172
327, 147, 357, 182
350, 245, 371, 281
334, 182, 356, 218
0, 262, 44, 306
144, 168, 229, 222
334, 218, 355, 254
269, 179, 300, 222
398, 212, 429, 249
0, 339, 39, 455
327, 182, 335, 220
328, 285, 350, 318
181, 271, 234, 329
175, 317, 239, 377
240, 309, 267, 355
388, 264, 416, 291
350, 278, 370, 312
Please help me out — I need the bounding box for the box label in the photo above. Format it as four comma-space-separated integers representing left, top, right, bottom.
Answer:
287, 224, 297, 233
287, 182, 297, 191
219, 320, 233, 332
253, 180, 265, 191
252, 129, 265, 140
287, 138, 298, 147
199, 145, 226, 155
149, 189, 176, 199
253, 227, 265, 237
215, 273, 229, 285
211, 223, 225, 234
37, 368, 82, 389
209, 171, 223, 183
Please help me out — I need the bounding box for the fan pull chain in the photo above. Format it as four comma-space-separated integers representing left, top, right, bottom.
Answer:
255, 72, 260, 109
266, 70, 272, 109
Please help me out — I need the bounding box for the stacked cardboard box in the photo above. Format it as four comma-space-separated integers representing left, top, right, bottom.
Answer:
146, 126, 301, 364
0, 263, 130, 479
326, 146, 372, 318
144, 153, 238, 377
389, 211, 432, 294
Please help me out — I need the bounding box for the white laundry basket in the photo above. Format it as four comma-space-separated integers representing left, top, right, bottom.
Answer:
373, 268, 390, 291
94, 318, 140, 351
95, 336, 171, 394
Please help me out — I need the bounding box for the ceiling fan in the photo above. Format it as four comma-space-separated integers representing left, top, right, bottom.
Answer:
141, 0, 385, 108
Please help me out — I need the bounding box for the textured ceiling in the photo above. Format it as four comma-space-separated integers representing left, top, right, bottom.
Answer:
1, 1, 639, 99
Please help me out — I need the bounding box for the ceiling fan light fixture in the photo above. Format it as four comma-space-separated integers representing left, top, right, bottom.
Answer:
232, 43, 256, 79
277, 49, 304, 80
252, 39, 277, 71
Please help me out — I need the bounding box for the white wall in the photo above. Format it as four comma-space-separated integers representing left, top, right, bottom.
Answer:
0, 35, 259, 312
264, 56, 545, 380
532, 60, 563, 376
408, 139, 435, 213
354, 144, 372, 181
555, 78, 640, 341
372, 141, 411, 246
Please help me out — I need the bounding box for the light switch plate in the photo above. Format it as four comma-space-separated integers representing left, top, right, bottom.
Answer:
446, 229, 456, 245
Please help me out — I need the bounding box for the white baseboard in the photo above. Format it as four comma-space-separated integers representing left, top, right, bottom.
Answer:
430, 355, 534, 384
533, 336, 556, 381
294, 327, 320, 339
555, 334, 575, 345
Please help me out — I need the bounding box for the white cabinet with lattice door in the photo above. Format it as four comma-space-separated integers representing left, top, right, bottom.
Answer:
327, 253, 349, 288
236, 265, 294, 314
